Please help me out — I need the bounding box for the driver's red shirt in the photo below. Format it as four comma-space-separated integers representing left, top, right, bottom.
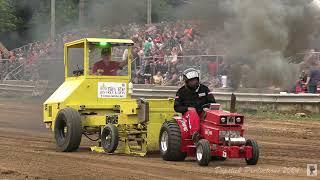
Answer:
208, 62, 217, 75
92, 60, 121, 76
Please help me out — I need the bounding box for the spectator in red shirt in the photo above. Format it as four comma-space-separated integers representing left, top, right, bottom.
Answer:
8, 51, 16, 62
92, 48, 127, 76
27, 50, 37, 65
208, 59, 218, 76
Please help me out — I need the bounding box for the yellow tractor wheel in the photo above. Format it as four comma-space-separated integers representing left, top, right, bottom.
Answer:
54, 108, 82, 152
101, 124, 119, 153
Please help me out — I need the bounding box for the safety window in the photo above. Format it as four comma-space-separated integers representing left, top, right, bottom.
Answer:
89, 42, 130, 76
67, 47, 84, 77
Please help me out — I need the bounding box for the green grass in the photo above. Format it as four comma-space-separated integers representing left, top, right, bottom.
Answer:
243, 111, 320, 121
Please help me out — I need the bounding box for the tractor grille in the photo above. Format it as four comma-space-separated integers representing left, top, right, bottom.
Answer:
227, 116, 235, 125
219, 130, 241, 142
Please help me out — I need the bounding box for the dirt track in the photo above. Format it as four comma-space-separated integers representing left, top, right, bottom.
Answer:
0, 99, 319, 180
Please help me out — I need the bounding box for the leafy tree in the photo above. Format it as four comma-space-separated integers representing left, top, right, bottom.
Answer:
29, 0, 79, 34
0, 0, 20, 33
165, 0, 188, 7
152, 0, 189, 22
0, 0, 190, 48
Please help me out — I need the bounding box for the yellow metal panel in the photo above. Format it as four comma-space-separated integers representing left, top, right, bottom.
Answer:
146, 111, 175, 151
44, 79, 84, 104
65, 76, 85, 81
86, 38, 134, 44
127, 47, 132, 80
145, 98, 175, 151
78, 104, 115, 109
117, 114, 139, 124
120, 100, 138, 114
148, 99, 175, 108
65, 38, 134, 48
82, 115, 106, 127
86, 76, 130, 80
66, 79, 98, 105
147, 122, 163, 151
84, 39, 89, 76
65, 39, 85, 48
64, 46, 68, 78
43, 105, 54, 122
43, 103, 61, 131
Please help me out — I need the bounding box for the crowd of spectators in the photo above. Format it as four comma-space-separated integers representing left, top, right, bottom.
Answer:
0, 31, 86, 81
99, 21, 216, 86
1, 21, 221, 85
294, 50, 320, 93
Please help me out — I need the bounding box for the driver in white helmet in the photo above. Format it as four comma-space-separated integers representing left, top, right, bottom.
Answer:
174, 68, 216, 144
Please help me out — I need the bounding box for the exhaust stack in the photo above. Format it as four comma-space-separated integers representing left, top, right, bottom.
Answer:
230, 93, 236, 113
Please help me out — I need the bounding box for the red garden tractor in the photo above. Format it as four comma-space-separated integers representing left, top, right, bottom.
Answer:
159, 94, 259, 166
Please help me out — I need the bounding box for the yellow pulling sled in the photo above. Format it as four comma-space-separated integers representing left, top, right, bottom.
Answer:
43, 38, 175, 156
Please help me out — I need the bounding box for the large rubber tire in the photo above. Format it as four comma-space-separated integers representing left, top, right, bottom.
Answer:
101, 124, 119, 153
159, 121, 187, 161
245, 139, 259, 165
196, 139, 211, 166
54, 108, 82, 152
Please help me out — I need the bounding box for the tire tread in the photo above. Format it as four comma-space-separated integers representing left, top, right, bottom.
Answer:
160, 120, 187, 161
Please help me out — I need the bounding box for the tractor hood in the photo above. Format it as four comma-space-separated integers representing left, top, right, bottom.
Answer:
44, 79, 84, 104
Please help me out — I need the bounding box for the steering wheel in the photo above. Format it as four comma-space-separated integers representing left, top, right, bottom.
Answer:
118, 66, 128, 76
200, 104, 211, 121
202, 103, 211, 109
72, 69, 84, 76
73, 64, 84, 76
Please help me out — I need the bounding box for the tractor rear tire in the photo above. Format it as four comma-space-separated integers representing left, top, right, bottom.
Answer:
196, 139, 211, 166
101, 124, 119, 153
245, 139, 259, 165
159, 121, 187, 161
54, 108, 82, 152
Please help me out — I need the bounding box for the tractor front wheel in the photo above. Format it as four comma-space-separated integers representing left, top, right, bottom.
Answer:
245, 139, 259, 165
54, 108, 82, 152
159, 121, 187, 161
101, 124, 119, 153
196, 139, 211, 166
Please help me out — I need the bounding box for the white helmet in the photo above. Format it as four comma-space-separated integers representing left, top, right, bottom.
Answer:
183, 68, 199, 80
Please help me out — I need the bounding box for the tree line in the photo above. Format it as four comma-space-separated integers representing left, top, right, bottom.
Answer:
0, 0, 187, 48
